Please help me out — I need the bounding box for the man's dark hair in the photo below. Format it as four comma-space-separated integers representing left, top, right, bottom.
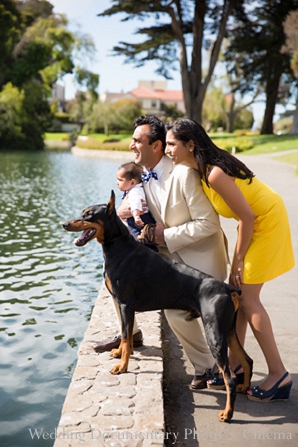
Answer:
134, 115, 166, 151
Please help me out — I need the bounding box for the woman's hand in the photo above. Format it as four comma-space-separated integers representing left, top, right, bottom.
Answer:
229, 258, 243, 288
208, 167, 255, 291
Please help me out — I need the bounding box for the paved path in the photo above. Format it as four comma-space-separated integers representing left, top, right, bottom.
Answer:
53, 282, 164, 447
164, 151, 298, 447
54, 149, 298, 447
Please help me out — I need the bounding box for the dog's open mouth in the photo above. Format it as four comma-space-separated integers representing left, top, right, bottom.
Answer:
74, 228, 96, 246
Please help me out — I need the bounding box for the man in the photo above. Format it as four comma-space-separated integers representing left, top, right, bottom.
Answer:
94, 115, 228, 389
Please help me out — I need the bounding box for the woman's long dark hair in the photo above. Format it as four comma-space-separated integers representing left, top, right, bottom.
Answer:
167, 119, 255, 185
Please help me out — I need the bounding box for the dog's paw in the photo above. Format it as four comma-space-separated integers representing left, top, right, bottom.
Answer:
111, 348, 121, 358
236, 383, 249, 394
218, 409, 233, 423
110, 364, 127, 375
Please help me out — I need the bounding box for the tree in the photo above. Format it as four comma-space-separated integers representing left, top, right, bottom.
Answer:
0, 0, 22, 88
75, 68, 99, 102
202, 87, 226, 131
89, 101, 117, 135
66, 69, 100, 133
98, 0, 245, 122
111, 98, 143, 131
0, 82, 25, 148
226, 0, 298, 134
160, 103, 185, 122
233, 107, 254, 131
218, 49, 261, 132
85, 98, 143, 135
282, 10, 298, 134
0, 0, 99, 150
202, 86, 253, 132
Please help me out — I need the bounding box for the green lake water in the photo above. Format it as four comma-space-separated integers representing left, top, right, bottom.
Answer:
0, 151, 123, 446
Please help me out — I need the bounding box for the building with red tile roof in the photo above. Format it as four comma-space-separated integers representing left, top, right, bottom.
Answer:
100, 80, 185, 116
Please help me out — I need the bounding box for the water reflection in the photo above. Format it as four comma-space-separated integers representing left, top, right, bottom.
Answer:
0, 151, 124, 446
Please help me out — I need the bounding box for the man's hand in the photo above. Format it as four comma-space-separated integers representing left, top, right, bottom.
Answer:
154, 222, 165, 245
118, 196, 147, 219
117, 196, 132, 219
138, 223, 164, 246
118, 207, 131, 219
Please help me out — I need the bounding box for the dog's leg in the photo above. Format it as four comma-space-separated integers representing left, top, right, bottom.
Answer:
217, 327, 254, 421
228, 292, 253, 393
228, 330, 253, 393
110, 335, 133, 374
110, 303, 134, 375
204, 315, 236, 422
217, 363, 237, 423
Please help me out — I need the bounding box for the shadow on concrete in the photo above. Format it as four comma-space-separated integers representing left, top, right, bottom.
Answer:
160, 309, 297, 446
161, 312, 199, 447
194, 379, 297, 426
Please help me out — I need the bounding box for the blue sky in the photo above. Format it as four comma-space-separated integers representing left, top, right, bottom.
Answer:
50, 0, 182, 98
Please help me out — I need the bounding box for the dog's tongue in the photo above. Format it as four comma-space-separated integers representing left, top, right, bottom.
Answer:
74, 229, 94, 246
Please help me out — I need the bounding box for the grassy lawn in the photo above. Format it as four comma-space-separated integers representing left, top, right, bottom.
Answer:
44, 131, 298, 153
273, 152, 298, 175
240, 134, 298, 155
75, 134, 132, 151
44, 132, 69, 140
202, 134, 298, 174
87, 133, 131, 142
44, 132, 298, 173
239, 134, 298, 175
208, 133, 298, 154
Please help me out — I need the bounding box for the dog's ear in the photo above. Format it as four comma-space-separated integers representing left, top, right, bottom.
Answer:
107, 190, 116, 215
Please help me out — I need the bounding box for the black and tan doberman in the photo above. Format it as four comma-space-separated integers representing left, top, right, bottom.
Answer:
63, 191, 253, 422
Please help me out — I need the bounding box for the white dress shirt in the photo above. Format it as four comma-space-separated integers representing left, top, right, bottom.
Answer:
143, 157, 164, 212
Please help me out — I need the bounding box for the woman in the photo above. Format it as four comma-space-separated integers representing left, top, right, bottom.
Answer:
165, 118, 295, 402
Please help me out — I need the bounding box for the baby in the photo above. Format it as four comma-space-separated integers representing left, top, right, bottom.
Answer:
116, 162, 156, 241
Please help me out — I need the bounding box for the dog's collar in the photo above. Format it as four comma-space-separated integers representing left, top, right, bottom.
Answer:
103, 234, 130, 245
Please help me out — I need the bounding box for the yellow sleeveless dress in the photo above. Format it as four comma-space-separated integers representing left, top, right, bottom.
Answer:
202, 177, 295, 284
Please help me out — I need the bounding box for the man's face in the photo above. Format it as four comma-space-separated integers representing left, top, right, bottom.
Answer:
129, 124, 155, 169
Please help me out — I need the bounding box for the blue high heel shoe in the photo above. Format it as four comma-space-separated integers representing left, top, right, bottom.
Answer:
247, 371, 292, 402
207, 364, 244, 390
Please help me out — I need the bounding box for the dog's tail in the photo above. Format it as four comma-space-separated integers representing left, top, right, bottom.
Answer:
230, 288, 241, 334
231, 291, 239, 312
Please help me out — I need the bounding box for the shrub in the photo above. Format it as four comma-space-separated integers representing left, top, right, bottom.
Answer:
55, 112, 71, 123
103, 138, 121, 143
76, 136, 130, 151
216, 138, 254, 153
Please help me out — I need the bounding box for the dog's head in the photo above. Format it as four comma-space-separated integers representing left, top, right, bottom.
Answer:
62, 191, 118, 246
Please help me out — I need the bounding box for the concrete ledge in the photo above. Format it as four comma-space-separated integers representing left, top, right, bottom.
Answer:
54, 283, 164, 447
45, 140, 71, 149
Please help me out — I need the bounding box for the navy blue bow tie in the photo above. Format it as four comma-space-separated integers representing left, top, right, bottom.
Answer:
121, 191, 127, 199
141, 169, 158, 183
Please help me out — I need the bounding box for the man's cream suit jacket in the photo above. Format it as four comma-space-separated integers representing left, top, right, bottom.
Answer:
143, 156, 228, 281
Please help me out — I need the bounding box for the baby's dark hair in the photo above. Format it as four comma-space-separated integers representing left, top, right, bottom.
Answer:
118, 162, 143, 183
